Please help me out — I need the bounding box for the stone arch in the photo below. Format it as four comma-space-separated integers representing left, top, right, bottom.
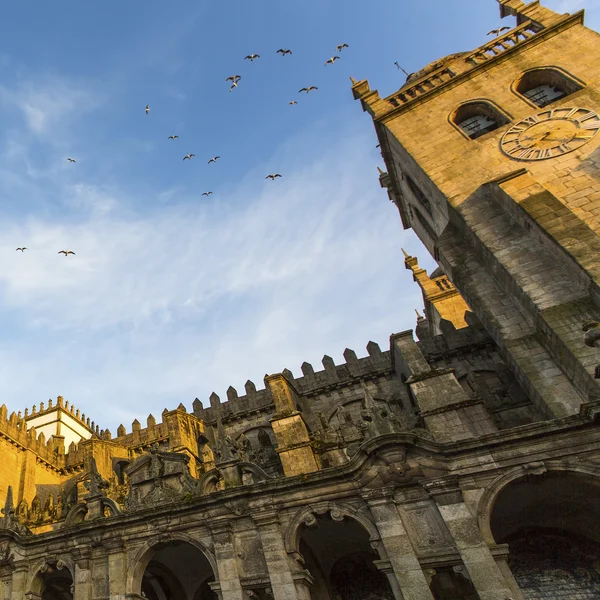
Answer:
127, 532, 218, 596
284, 502, 383, 558
196, 468, 222, 495
448, 98, 511, 140
63, 503, 88, 527
27, 557, 75, 597
511, 65, 585, 108
477, 459, 600, 545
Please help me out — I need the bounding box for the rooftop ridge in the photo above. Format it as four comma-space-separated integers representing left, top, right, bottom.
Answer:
25, 395, 98, 435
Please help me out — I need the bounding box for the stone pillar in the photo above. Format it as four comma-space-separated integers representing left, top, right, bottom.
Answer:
12, 564, 29, 600
265, 374, 319, 476
72, 548, 92, 600
373, 559, 405, 600
253, 511, 305, 600
424, 478, 514, 600
210, 521, 244, 600
105, 538, 128, 600
364, 489, 435, 600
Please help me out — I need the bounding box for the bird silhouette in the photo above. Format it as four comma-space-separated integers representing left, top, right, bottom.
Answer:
299, 86, 318, 94
325, 56, 340, 66
336, 44, 349, 52
58, 250, 76, 256
208, 156, 221, 164
202, 192, 213, 197
487, 26, 510, 36
266, 174, 282, 180
226, 75, 241, 82
145, 105, 150, 115
289, 101, 298, 105
277, 49, 292, 56
183, 154, 195, 161
67, 158, 76, 163
168, 135, 179, 140
229, 81, 240, 92
15, 247, 27, 252
245, 54, 260, 61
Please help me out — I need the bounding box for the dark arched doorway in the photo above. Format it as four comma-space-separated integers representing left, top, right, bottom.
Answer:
139, 540, 217, 600
490, 470, 600, 599
30, 561, 74, 600
298, 513, 394, 600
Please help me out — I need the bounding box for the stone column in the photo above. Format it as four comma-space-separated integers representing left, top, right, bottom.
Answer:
12, 564, 30, 600
253, 511, 307, 600
105, 537, 128, 600
364, 489, 435, 600
72, 548, 92, 600
210, 521, 245, 600
424, 478, 514, 600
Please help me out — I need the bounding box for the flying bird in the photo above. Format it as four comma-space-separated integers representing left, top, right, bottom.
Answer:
266, 174, 282, 180
67, 158, 76, 163
183, 154, 195, 161
229, 81, 240, 92
336, 44, 349, 52
226, 75, 241, 82
15, 247, 27, 252
289, 101, 298, 105
325, 56, 340, 66
245, 54, 260, 61
208, 156, 220, 164
487, 26, 510, 36
58, 250, 76, 256
299, 86, 318, 94
202, 192, 213, 197
277, 49, 292, 56
145, 105, 150, 115
168, 135, 179, 140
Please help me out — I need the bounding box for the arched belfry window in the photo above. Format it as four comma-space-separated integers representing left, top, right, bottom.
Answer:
514, 67, 583, 108
451, 101, 510, 140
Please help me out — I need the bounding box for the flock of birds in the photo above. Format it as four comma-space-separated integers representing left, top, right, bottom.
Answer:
19, 25, 512, 259
34, 43, 352, 259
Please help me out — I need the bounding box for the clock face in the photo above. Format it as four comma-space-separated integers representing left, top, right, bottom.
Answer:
500, 107, 600, 160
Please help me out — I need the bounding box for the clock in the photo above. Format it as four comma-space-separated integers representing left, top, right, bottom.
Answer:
500, 107, 600, 160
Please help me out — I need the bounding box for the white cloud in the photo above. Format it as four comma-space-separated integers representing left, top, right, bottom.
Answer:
0, 75, 100, 137
0, 123, 435, 432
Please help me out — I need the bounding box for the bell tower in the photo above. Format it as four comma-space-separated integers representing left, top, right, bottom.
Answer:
353, 0, 600, 419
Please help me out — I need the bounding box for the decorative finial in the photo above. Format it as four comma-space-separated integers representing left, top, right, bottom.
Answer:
415, 309, 424, 319
349, 76, 357, 84
401, 248, 409, 258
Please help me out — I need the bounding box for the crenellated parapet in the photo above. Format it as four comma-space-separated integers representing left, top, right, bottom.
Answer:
0, 403, 64, 469
192, 341, 393, 428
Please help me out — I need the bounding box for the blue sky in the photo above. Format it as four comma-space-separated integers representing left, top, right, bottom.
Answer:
0, 0, 597, 433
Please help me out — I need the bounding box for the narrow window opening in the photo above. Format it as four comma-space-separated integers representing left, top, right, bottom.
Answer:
405, 176, 433, 215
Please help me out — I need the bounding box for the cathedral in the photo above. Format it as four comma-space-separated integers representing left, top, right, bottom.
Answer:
1, 0, 600, 598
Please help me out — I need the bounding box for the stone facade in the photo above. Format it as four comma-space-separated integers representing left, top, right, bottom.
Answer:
1, 1, 600, 599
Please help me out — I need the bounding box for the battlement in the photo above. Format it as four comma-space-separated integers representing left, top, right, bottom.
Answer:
193, 340, 392, 425
0, 404, 64, 469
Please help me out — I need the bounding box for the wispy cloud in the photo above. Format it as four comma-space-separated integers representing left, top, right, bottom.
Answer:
0, 122, 434, 431
0, 75, 100, 137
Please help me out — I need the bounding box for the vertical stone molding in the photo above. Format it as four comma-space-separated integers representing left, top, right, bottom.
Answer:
71, 548, 92, 600
253, 511, 305, 600
364, 489, 435, 600
105, 537, 128, 600
11, 565, 28, 600
209, 521, 245, 600
424, 478, 513, 600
